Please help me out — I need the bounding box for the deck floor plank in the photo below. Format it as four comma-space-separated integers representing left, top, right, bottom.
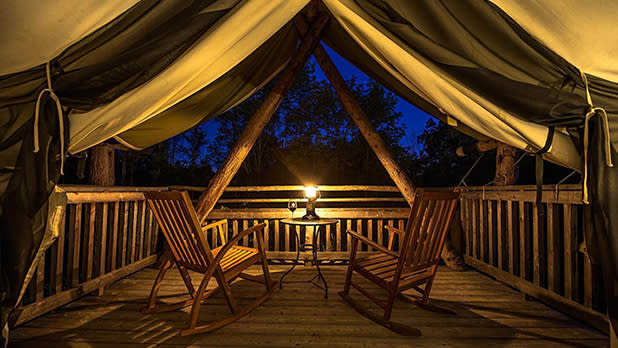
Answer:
10, 265, 607, 347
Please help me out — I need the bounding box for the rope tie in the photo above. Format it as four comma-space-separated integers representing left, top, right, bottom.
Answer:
580, 70, 613, 204
34, 61, 65, 174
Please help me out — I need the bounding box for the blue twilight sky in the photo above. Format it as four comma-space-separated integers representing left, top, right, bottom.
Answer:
312, 47, 434, 151
204, 46, 435, 152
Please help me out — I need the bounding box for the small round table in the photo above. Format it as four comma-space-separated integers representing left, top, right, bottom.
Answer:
280, 218, 338, 298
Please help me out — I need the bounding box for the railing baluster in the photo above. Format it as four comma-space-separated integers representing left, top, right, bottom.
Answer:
377, 219, 383, 250
97, 203, 108, 295
326, 224, 331, 251
357, 219, 363, 250
336, 221, 341, 251
70, 204, 82, 287
346, 219, 352, 251
264, 220, 269, 251
532, 202, 540, 285
121, 203, 129, 267
496, 200, 503, 271
507, 200, 514, 274
285, 223, 290, 252
563, 203, 574, 300
131, 201, 138, 262
472, 200, 478, 259
274, 220, 280, 252
479, 199, 486, 262
547, 204, 559, 292
111, 203, 119, 270
242, 220, 249, 246
367, 219, 373, 251
487, 200, 494, 265
86, 203, 96, 280
139, 200, 146, 259
144, 206, 152, 257
519, 200, 528, 280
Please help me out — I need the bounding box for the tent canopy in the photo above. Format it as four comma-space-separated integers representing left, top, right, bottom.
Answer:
2, 0, 618, 344
6, 0, 617, 168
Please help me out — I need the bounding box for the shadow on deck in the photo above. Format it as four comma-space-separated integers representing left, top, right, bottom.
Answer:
9, 265, 607, 348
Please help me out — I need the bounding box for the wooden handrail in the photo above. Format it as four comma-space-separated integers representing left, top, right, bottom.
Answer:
457, 185, 582, 204
216, 197, 406, 204
171, 185, 402, 193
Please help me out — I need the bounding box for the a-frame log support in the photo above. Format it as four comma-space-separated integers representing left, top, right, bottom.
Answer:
296, 18, 416, 206
195, 11, 329, 222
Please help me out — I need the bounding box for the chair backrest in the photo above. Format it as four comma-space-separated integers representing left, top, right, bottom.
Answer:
400, 189, 459, 272
144, 191, 213, 271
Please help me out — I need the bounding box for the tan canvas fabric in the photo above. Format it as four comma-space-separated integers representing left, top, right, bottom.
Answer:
491, 0, 618, 83
322, 0, 581, 170
67, 0, 309, 153
0, 0, 139, 75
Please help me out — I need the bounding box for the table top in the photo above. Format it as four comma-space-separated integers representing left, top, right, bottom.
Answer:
280, 218, 339, 226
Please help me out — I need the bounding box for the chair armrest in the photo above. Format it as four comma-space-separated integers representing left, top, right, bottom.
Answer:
347, 230, 399, 258
212, 223, 266, 265
202, 219, 228, 244
385, 225, 404, 235
385, 225, 404, 250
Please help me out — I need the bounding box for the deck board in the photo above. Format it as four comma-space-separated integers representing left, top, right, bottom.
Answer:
9, 265, 607, 347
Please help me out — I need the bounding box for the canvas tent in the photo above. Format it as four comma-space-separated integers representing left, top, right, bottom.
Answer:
1, 0, 618, 344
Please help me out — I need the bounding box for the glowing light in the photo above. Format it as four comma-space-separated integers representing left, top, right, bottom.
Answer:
304, 185, 318, 199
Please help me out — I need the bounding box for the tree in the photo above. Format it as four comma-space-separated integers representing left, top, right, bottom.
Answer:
205, 62, 414, 186
415, 119, 495, 187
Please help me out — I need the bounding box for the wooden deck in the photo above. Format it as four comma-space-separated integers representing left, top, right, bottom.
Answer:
10, 265, 607, 347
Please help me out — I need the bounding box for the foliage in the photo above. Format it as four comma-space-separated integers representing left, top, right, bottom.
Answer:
413, 119, 495, 187
206, 63, 413, 185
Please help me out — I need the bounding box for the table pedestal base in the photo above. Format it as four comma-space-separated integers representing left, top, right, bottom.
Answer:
279, 225, 328, 298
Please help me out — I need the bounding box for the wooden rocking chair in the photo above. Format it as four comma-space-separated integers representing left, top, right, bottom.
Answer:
339, 189, 459, 335
142, 191, 275, 336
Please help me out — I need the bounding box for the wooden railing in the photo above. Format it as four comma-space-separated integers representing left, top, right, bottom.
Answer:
16, 183, 607, 334
458, 184, 607, 332
12, 186, 162, 326
178, 185, 410, 261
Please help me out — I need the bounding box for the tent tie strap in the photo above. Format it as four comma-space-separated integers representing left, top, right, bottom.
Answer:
580, 70, 613, 204
534, 126, 554, 209
34, 61, 65, 175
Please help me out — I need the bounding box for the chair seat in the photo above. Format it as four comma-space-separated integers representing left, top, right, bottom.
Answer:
211, 245, 259, 272
355, 253, 433, 285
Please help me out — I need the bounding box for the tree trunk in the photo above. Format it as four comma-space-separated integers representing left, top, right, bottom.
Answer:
494, 143, 519, 185
89, 143, 115, 186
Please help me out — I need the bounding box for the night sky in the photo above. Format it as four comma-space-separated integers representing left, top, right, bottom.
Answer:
204, 46, 435, 152
314, 47, 434, 150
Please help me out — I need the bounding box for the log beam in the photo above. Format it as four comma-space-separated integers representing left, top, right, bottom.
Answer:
495, 143, 519, 185
309, 42, 416, 206
456, 140, 497, 157
89, 143, 115, 186
195, 12, 329, 222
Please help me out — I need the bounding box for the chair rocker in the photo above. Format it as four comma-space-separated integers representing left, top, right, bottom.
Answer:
142, 191, 276, 336
339, 189, 459, 335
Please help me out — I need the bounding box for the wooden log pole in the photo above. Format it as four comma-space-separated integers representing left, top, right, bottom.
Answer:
495, 142, 519, 185
89, 143, 115, 186
195, 12, 329, 222
310, 43, 416, 206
